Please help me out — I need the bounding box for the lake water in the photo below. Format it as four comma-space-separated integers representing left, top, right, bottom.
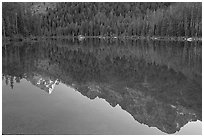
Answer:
2, 39, 202, 135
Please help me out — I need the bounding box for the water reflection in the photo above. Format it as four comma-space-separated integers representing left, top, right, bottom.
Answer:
2, 39, 202, 134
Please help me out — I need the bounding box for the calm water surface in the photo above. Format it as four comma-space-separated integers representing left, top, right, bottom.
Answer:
2, 39, 202, 134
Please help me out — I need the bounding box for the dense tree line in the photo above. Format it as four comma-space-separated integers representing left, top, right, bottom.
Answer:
2, 2, 202, 38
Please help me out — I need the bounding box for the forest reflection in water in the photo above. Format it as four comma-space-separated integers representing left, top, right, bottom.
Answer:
2, 39, 202, 134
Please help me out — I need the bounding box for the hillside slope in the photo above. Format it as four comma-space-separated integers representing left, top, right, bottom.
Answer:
2, 2, 202, 37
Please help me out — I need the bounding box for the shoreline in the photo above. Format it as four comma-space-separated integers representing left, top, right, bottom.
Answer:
2, 35, 202, 43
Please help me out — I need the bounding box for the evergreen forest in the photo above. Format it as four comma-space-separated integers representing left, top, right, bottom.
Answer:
2, 2, 202, 39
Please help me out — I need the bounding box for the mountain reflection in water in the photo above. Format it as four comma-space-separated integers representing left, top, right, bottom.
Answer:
2, 39, 202, 134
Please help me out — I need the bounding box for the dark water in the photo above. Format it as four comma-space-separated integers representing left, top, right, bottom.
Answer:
2, 39, 202, 135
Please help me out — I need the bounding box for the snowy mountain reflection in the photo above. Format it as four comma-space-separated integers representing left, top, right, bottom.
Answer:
2, 39, 202, 134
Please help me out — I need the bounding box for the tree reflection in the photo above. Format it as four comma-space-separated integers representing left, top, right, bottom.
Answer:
2, 39, 202, 134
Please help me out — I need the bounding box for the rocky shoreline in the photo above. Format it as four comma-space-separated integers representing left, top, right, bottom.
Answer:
3, 35, 202, 43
